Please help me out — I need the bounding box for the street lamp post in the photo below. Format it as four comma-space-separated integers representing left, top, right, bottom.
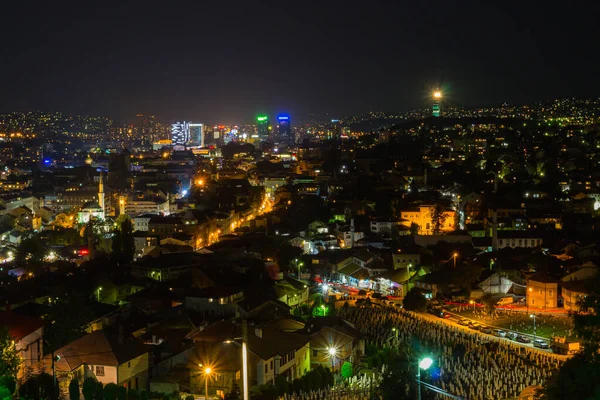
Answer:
469, 300, 475, 312
96, 287, 102, 302
453, 253, 458, 268
328, 347, 337, 371
199, 364, 212, 400
417, 357, 433, 400
223, 325, 249, 400
530, 314, 536, 342
527, 287, 532, 314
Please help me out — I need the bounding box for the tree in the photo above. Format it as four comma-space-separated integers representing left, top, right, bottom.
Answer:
429, 204, 448, 235
0, 386, 10, 400
69, 378, 80, 400
409, 222, 420, 236
140, 391, 149, 400
117, 386, 127, 400
0, 326, 20, 379
402, 288, 427, 312
112, 215, 134, 264
0, 376, 15, 395
44, 291, 94, 353
128, 388, 139, 400
82, 377, 97, 400
376, 352, 416, 400
16, 234, 46, 269
341, 362, 353, 379
480, 293, 496, 315
104, 383, 119, 400
224, 383, 241, 400
96, 382, 104, 400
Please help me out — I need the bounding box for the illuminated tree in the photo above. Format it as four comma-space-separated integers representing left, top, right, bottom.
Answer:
429, 204, 448, 235
0, 326, 20, 379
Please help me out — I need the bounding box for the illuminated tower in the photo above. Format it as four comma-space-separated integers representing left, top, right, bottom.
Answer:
277, 115, 291, 142
257, 116, 269, 140
432, 90, 442, 117
119, 195, 126, 216
171, 121, 190, 145
189, 123, 204, 147
98, 172, 105, 215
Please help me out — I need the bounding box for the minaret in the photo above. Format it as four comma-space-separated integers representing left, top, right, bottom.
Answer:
98, 172, 105, 214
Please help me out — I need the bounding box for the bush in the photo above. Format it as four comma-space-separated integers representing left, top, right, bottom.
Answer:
184, 396, 194, 400
358, 290, 367, 296
96, 382, 103, 400
140, 391, 149, 400
117, 386, 127, 400
402, 288, 428, 312
127, 389, 139, 400
82, 377, 97, 400
69, 378, 80, 400
104, 383, 119, 400
0, 376, 16, 395
0, 387, 10, 400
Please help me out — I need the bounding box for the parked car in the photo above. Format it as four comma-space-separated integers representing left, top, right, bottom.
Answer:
440, 311, 451, 319
516, 335, 531, 343
533, 339, 550, 349
458, 318, 470, 326
481, 327, 493, 334
493, 329, 507, 337
469, 323, 483, 331
506, 332, 518, 341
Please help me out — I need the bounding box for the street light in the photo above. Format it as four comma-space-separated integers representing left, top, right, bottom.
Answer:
452, 253, 458, 268
469, 300, 475, 311
530, 314, 536, 342
223, 337, 248, 400
199, 364, 212, 400
417, 357, 433, 400
96, 287, 102, 302
527, 287, 533, 313
328, 347, 337, 371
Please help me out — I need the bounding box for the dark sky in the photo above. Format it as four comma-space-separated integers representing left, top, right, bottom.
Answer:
1, 1, 598, 125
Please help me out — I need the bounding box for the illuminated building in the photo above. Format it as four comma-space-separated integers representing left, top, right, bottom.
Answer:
277, 115, 291, 141
189, 123, 204, 147
432, 90, 442, 117
257, 116, 269, 140
171, 121, 190, 145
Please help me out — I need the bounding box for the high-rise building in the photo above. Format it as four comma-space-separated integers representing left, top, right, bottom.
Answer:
257, 116, 269, 140
432, 90, 442, 117
171, 121, 190, 145
277, 115, 291, 141
136, 114, 156, 143
189, 123, 204, 147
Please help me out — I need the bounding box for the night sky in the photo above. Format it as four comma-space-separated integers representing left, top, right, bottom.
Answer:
1, 1, 598, 124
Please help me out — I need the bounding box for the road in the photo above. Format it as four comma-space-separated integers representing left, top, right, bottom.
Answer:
418, 309, 563, 355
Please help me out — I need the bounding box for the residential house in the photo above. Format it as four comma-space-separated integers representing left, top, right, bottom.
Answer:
295, 317, 364, 373
274, 277, 310, 308
335, 249, 389, 289
561, 280, 593, 312
392, 248, 421, 270
46, 330, 150, 392
0, 310, 44, 380
497, 231, 543, 249
526, 272, 558, 309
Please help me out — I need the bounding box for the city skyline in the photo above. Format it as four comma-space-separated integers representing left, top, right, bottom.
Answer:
1, 2, 599, 124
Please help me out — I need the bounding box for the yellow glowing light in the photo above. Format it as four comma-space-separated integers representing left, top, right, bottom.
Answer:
433, 91, 442, 99
205, 367, 212, 374
196, 179, 204, 186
